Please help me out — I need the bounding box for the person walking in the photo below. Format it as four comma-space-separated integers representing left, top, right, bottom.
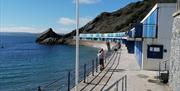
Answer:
38, 86, 41, 91
117, 42, 121, 49
98, 48, 105, 71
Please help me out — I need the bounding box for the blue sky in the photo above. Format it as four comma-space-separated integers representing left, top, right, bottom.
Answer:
0, 0, 140, 33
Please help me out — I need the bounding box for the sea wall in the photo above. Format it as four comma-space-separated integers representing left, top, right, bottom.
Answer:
65, 39, 117, 50
169, 11, 180, 91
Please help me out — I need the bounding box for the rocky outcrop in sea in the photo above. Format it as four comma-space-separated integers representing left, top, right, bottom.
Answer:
36, 28, 64, 45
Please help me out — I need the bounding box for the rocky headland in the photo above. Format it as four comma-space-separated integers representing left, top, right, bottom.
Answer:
35, 28, 64, 45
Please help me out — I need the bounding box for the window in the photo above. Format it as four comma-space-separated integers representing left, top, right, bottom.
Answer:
149, 47, 160, 52
142, 9, 158, 38
147, 45, 163, 59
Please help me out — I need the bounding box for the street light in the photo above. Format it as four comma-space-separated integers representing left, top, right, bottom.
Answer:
178, 0, 180, 10
75, 0, 79, 91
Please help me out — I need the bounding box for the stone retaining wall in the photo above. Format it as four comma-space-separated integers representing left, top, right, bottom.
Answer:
169, 12, 180, 91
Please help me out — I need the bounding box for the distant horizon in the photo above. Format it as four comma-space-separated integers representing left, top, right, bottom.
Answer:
0, 0, 141, 33
0, 31, 66, 34
0, 28, 71, 34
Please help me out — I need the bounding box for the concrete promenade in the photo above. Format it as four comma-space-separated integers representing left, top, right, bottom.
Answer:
71, 45, 171, 91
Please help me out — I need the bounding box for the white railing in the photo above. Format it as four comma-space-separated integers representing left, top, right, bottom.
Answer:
104, 75, 127, 91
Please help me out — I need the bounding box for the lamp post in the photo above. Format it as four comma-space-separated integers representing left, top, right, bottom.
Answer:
75, 0, 79, 91
178, 0, 180, 11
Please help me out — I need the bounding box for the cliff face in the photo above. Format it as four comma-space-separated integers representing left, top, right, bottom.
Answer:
82, 1, 151, 33
64, 0, 176, 38
36, 0, 177, 44
64, 0, 153, 38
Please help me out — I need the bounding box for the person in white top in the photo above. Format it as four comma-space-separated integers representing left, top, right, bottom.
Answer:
98, 48, 105, 71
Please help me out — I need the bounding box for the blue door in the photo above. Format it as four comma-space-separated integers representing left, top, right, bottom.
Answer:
135, 41, 142, 67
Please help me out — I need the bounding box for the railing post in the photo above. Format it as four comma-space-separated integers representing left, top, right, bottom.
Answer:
125, 75, 127, 91
122, 77, 124, 91
104, 53, 106, 63
84, 64, 86, 83
92, 60, 94, 76
177, 0, 178, 10
159, 62, 161, 78
115, 82, 119, 91
96, 57, 98, 72
67, 71, 70, 91
38, 86, 41, 91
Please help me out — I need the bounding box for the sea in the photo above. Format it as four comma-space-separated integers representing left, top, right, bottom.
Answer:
0, 32, 99, 91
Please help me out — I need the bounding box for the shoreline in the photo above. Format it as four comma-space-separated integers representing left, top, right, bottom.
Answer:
64, 39, 118, 50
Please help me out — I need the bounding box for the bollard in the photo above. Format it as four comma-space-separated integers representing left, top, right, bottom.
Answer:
92, 60, 94, 76
84, 64, 86, 83
67, 71, 70, 91
38, 86, 41, 91
125, 75, 127, 91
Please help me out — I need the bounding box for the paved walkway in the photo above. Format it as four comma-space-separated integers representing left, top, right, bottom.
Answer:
71, 45, 171, 91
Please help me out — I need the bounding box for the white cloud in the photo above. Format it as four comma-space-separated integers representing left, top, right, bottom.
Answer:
0, 26, 44, 33
58, 17, 76, 26
58, 17, 92, 27
73, 0, 101, 4
57, 28, 74, 34
0, 17, 93, 33
80, 17, 92, 26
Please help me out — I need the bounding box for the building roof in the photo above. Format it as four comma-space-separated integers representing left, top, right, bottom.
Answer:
141, 3, 176, 23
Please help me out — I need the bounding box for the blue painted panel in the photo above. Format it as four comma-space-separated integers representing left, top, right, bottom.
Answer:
134, 23, 143, 38
126, 41, 135, 54
134, 41, 142, 67
143, 9, 157, 38
128, 29, 134, 38
128, 23, 143, 38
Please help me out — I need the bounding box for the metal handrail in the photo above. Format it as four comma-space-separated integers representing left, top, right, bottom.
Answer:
104, 75, 127, 91
159, 60, 168, 71
37, 51, 113, 91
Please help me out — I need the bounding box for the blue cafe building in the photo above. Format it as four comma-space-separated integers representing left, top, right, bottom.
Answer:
79, 32, 127, 43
